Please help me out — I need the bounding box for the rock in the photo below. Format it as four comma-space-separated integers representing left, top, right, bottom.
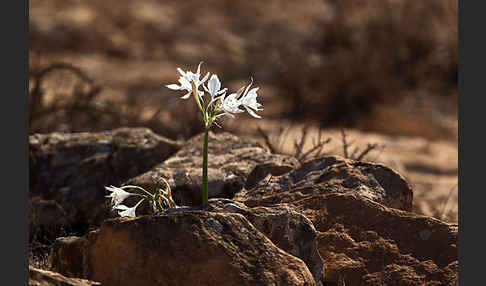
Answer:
361, 262, 458, 286
206, 198, 323, 285
244, 162, 294, 190
127, 132, 299, 206
33, 130, 457, 285
233, 154, 456, 285
236, 155, 413, 212
29, 127, 182, 232
29, 197, 69, 242
51, 212, 316, 286
295, 193, 458, 286
50, 236, 88, 279
29, 266, 101, 286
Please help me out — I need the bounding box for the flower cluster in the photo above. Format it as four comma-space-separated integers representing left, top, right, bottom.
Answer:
105, 179, 176, 217
166, 62, 263, 129
166, 62, 263, 206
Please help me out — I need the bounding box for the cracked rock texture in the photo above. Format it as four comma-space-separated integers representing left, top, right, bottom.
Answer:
237, 155, 413, 212
29, 127, 181, 236
30, 128, 457, 285
206, 198, 324, 285
51, 212, 316, 286
127, 132, 298, 206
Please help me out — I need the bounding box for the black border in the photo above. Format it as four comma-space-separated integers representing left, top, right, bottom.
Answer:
458, 0, 478, 284
3, 0, 29, 284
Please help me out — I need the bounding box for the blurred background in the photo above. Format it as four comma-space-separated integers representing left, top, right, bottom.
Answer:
29, 0, 458, 222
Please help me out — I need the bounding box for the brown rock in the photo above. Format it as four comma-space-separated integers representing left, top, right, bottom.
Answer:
127, 132, 299, 206
29, 127, 182, 231
33, 130, 457, 285
237, 155, 413, 212
50, 236, 88, 279
29, 197, 69, 242
244, 162, 294, 190
295, 193, 458, 285
29, 266, 101, 286
51, 212, 316, 286
234, 154, 456, 285
206, 198, 323, 285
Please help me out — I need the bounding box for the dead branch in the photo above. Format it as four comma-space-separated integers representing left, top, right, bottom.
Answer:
294, 125, 309, 159
299, 137, 331, 162
340, 128, 349, 158
439, 183, 458, 220
355, 143, 380, 161
256, 126, 278, 154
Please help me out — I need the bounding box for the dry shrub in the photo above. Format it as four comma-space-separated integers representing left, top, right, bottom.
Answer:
239, 0, 458, 126
28, 63, 206, 140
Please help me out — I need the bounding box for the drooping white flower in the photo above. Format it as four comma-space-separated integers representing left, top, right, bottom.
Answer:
114, 199, 144, 217
166, 62, 210, 99
114, 204, 137, 217
105, 186, 134, 207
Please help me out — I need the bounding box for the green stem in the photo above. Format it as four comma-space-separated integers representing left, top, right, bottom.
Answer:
202, 127, 209, 206
192, 82, 206, 121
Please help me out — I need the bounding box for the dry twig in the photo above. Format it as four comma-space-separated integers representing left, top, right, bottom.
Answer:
355, 143, 380, 161
340, 128, 350, 158
257, 126, 278, 154
439, 183, 458, 220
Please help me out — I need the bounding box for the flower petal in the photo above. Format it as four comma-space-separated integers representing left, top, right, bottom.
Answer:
105, 186, 133, 207
242, 77, 254, 98
217, 88, 227, 95
248, 87, 259, 94
181, 91, 192, 99
201, 72, 210, 84
244, 106, 262, 118
197, 61, 203, 75
182, 77, 195, 91
166, 84, 182, 90
208, 74, 221, 96
235, 85, 246, 99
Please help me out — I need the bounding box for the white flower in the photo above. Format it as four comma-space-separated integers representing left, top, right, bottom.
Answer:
105, 186, 134, 207
217, 79, 263, 119
114, 204, 138, 217
218, 92, 245, 118
204, 74, 227, 99
203, 74, 228, 117
166, 62, 210, 99
238, 79, 263, 118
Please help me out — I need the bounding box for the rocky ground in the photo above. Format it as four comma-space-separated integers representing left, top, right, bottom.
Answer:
29, 128, 458, 285
29, 1, 458, 284
29, 0, 458, 225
